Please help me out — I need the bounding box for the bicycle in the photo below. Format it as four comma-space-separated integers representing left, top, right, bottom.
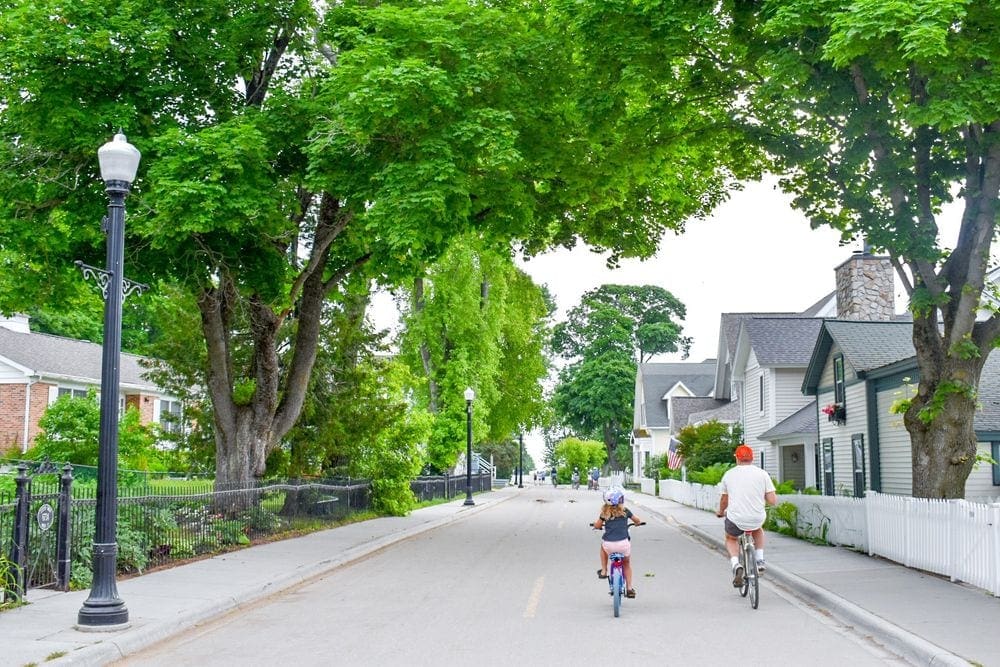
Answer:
591, 522, 644, 617
735, 529, 760, 610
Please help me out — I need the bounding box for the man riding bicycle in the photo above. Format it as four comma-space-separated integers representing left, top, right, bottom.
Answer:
716, 445, 777, 587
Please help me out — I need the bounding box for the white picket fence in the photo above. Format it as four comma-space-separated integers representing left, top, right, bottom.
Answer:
658, 480, 1000, 597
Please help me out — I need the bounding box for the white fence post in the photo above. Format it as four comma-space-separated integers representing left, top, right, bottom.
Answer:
948, 499, 961, 583
903, 497, 912, 568
992, 504, 1000, 597
864, 491, 874, 556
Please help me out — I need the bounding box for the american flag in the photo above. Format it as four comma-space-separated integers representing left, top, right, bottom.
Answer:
666, 437, 683, 470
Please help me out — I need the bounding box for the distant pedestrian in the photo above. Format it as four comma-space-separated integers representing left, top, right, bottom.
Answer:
551, 466, 557, 487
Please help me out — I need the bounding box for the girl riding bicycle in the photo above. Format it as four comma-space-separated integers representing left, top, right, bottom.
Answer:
593, 487, 643, 598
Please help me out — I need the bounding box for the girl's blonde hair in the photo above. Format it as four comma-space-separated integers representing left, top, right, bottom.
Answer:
600, 503, 627, 520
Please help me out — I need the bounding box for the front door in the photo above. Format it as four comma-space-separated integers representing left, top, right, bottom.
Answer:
780, 444, 806, 490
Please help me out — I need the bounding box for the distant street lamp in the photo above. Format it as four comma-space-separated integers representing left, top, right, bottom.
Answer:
464, 387, 475, 506
518, 432, 524, 488
77, 132, 142, 630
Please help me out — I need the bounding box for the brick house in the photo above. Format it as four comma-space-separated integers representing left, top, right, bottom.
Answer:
0, 314, 181, 455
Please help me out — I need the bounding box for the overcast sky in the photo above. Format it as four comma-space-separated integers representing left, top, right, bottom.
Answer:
517, 177, 868, 364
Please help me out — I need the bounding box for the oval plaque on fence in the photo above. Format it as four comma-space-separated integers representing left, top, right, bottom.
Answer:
37, 503, 54, 532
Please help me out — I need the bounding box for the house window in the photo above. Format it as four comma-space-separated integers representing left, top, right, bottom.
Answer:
57, 387, 88, 400
833, 355, 846, 405
759, 448, 765, 470
851, 434, 866, 498
822, 438, 835, 496
159, 399, 184, 435
759, 374, 765, 412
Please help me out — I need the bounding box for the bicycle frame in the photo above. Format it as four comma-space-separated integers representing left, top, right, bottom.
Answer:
737, 530, 760, 610
607, 552, 626, 617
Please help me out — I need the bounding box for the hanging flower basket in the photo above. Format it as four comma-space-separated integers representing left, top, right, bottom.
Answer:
822, 403, 846, 425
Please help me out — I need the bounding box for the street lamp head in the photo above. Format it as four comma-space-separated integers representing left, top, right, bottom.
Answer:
464, 387, 475, 402
98, 131, 141, 184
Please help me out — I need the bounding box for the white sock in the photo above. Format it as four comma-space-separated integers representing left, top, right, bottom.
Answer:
755, 549, 764, 562
730, 556, 739, 568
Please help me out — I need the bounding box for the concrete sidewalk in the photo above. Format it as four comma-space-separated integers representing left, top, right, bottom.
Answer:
629, 493, 997, 667
3, 490, 515, 667
3, 487, 997, 666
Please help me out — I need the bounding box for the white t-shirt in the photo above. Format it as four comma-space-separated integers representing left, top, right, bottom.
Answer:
718, 464, 776, 530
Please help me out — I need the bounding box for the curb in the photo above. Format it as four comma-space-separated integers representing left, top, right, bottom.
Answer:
631, 497, 971, 667
54, 492, 515, 666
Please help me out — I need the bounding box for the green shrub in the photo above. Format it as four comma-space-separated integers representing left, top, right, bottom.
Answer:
687, 462, 732, 486
774, 479, 798, 494
765, 502, 798, 537
801, 486, 821, 495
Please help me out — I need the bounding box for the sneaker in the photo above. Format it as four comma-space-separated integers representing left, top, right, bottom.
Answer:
756, 560, 766, 574
732, 563, 745, 588
626, 589, 636, 598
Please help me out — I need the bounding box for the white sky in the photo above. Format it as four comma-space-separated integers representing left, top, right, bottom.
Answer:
517, 177, 868, 364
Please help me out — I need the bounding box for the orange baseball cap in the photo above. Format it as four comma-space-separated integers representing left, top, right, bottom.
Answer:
734, 445, 754, 462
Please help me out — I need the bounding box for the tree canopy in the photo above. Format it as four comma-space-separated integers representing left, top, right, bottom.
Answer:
551, 284, 689, 467
0, 0, 739, 486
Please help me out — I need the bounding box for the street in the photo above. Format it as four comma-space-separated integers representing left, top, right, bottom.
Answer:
118, 486, 906, 666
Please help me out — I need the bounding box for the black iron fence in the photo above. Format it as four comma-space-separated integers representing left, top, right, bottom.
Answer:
1, 469, 491, 595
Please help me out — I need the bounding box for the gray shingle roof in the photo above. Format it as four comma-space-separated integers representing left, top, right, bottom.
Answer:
744, 318, 825, 366
0, 326, 158, 391
826, 320, 915, 372
974, 352, 1000, 432
638, 361, 716, 429
684, 398, 740, 425
803, 320, 915, 394
671, 396, 725, 430
760, 400, 818, 440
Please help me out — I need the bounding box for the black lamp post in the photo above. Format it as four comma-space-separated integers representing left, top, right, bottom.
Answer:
77, 132, 141, 630
464, 387, 475, 506
517, 432, 524, 488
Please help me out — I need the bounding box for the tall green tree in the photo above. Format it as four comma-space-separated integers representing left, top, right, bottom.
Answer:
0, 1, 733, 489
726, 1, 1000, 498
551, 284, 689, 467
563, 0, 1000, 498
398, 235, 550, 471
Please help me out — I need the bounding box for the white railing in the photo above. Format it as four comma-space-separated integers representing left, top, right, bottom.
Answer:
657, 481, 1000, 597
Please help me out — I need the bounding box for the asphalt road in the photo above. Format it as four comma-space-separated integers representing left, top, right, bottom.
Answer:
117, 486, 908, 666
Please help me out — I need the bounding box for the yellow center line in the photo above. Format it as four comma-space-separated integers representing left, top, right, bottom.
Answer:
523, 576, 545, 618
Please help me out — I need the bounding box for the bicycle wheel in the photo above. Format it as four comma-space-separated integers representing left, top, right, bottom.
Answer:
612, 569, 622, 617
743, 540, 757, 607
738, 540, 750, 598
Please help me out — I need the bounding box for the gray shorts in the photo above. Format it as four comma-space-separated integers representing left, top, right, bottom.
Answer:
724, 518, 757, 537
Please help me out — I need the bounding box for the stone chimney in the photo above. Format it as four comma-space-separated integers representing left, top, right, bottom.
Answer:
835, 251, 895, 320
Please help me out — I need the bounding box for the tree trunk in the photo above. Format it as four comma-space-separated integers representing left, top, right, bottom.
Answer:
199, 193, 359, 494
415, 276, 440, 413
603, 423, 618, 469
907, 317, 983, 498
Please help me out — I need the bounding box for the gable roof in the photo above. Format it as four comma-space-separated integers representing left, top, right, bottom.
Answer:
802, 320, 915, 394
636, 361, 716, 429
759, 400, 818, 440
0, 326, 159, 391
739, 317, 825, 367
714, 312, 799, 398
